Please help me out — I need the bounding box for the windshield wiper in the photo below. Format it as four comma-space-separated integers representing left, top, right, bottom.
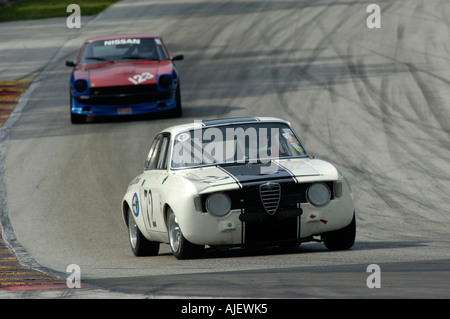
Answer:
117, 56, 160, 61
84, 56, 113, 62
117, 56, 146, 60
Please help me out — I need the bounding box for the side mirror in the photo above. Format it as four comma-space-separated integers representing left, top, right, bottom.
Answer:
171, 55, 184, 61
66, 60, 76, 67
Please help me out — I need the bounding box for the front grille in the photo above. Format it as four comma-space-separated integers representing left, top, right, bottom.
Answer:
259, 183, 281, 215
91, 84, 157, 95
77, 93, 173, 105
74, 84, 173, 105
200, 180, 329, 214
200, 180, 334, 245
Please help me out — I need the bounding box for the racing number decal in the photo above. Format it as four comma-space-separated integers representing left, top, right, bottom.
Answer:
132, 193, 139, 217
144, 190, 157, 228
128, 72, 154, 85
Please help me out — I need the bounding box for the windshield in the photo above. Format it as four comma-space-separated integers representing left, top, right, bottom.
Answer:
79, 37, 169, 64
171, 122, 307, 169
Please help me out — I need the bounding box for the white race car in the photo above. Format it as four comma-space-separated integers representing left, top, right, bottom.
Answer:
122, 117, 356, 259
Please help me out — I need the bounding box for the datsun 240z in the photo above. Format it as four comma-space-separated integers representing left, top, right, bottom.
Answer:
66, 35, 183, 123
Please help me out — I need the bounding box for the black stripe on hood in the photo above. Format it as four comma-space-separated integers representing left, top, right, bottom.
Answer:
218, 161, 295, 185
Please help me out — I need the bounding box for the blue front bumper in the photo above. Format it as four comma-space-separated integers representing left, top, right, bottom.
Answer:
71, 92, 177, 116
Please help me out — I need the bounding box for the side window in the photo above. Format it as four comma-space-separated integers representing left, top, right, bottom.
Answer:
145, 134, 170, 170
157, 136, 170, 169
144, 137, 159, 169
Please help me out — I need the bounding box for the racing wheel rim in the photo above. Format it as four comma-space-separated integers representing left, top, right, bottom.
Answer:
168, 210, 181, 253
128, 210, 138, 249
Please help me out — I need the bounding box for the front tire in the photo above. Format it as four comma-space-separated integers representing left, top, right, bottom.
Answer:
70, 96, 86, 124
127, 208, 160, 257
168, 84, 182, 118
322, 211, 356, 251
71, 112, 86, 124
167, 208, 203, 259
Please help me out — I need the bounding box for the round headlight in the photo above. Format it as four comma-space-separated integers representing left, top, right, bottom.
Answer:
158, 74, 172, 89
74, 79, 88, 93
307, 183, 331, 206
206, 193, 231, 217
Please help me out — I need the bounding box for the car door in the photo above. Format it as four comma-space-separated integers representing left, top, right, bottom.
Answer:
140, 133, 170, 234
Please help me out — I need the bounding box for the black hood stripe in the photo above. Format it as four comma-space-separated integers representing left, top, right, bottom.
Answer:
277, 162, 298, 183
218, 162, 295, 185
217, 165, 242, 188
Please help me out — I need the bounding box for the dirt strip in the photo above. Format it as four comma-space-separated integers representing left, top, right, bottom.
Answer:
0, 78, 33, 127
0, 230, 67, 290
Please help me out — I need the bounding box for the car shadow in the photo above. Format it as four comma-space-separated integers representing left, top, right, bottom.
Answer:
157, 240, 429, 260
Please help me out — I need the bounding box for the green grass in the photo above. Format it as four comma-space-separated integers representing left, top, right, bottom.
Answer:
0, 0, 121, 23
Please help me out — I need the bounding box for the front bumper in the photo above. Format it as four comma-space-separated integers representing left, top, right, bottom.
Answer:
71, 91, 177, 116
177, 193, 354, 247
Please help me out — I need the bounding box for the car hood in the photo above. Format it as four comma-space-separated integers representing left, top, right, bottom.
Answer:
174, 158, 338, 192
74, 61, 173, 87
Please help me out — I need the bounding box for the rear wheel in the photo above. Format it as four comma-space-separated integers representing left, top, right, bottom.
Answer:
322, 212, 356, 251
167, 208, 203, 259
127, 208, 160, 256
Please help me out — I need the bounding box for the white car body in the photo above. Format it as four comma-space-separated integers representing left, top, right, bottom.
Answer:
122, 117, 355, 259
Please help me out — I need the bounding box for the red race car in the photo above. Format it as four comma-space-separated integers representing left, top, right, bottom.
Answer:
66, 35, 183, 123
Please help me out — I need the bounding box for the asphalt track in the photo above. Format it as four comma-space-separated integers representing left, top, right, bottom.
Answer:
1, 0, 450, 299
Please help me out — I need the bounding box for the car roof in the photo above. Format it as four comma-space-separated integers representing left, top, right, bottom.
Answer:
83, 34, 160, 43
162, 117, 292, 135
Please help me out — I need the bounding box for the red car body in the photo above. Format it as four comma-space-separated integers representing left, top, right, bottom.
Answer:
66, 35, 183, 123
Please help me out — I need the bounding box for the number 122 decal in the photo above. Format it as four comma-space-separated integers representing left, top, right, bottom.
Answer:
128, 72, 154, 85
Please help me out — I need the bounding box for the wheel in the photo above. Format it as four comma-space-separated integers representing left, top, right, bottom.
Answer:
71, 112, 86, 124
70, 96, 86, 124
167, 208, 203, 259
322, 211, 356, 251
127, 208, 159, 256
